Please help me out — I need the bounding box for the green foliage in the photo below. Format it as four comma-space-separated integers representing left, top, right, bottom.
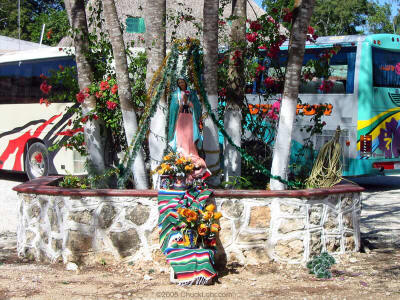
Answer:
0, 0, 66, 44
366, 2, 393, 34
59, 167, 119, 189
59, 174, 90, 189
307, 252, 336, 279
221, 176, 254, 189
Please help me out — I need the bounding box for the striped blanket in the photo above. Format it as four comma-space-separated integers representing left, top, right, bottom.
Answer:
158, 188, 217, 285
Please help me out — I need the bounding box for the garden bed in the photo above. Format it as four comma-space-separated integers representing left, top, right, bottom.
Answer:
13, 176, 364, 265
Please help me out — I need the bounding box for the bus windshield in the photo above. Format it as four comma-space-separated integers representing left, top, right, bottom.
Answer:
372, 47, 400, 88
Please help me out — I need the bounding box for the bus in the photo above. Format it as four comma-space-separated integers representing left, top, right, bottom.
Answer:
0, 47, 85, 179
246, 34, 400, 177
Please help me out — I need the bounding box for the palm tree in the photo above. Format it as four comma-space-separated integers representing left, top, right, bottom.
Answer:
203, 0, 220, 185
223, 0, 246, 183
102, 0, 149, 189
144, 0, 167, 188
269, 0, 316, 190
64, 0, 106, 178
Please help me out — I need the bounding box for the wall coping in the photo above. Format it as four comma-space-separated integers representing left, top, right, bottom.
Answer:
13, 176, 364, 198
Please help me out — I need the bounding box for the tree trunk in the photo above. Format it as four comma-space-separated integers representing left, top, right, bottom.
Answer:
144, 0, 167, 188
64, 0, 106, 177
223, 0, 246, 183
102, 0, 149, 189
269, 0, 316, 190
203, 0, 220, 186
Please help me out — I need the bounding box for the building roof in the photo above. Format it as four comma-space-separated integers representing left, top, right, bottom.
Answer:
59, 0, 267, 48
0, 35, 51, 54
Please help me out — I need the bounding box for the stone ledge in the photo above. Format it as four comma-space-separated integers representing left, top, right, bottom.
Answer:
13, 176, 364, 198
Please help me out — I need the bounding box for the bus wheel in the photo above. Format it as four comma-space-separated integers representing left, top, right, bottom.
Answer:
25, 142, 49, 180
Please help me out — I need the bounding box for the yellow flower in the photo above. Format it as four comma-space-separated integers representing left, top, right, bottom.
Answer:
213, 212, 222, 220
202, 211, 213, 221
176, 158, 184, 165
185, 210, 198, 222
205, 204, 215, 212
198, 224, 208, 236
185, 164, 194, 171
163, 155, 171, 161
210, 223, 220, 233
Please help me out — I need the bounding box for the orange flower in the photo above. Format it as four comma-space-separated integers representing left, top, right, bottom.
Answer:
210, 223, 221, 233
213, 212, 222, 220
205, 204, 215, 212
198, 224, 208, 236
185, 210, 198, 222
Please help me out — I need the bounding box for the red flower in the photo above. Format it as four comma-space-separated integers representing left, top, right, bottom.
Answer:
93, 114, 99, 120
59, 65, 64, 71
111, 84, 118, 94
39, 98, 50, 106
319, 80, 334, 93
40, 81, 52, 94
308, 26, 315, 35
84, 87, 90, 95
58, 48, 63, 51
283, 9, 293, 22
106, 101, 117, 110
81, 116, 89, 123
218, 20, 226, 26
46, 29, 52, 40
76, 91, 86, 103
346, 140, 351, 147
218, 88, 227, 98
100, 81, 110, 91
255, 64, 265, 75
267, 16, 276, 24
34, 153, 43, 164
246, 32, 258, 43
184, 90, 190, 95
264, 77, 275, 88
267, 45, 280, 58
250, 21, 262, 31
39, 74, 47, 80
95, 91, 103, 98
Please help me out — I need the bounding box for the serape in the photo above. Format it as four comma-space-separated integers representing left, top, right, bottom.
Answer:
158, 188, 217, 285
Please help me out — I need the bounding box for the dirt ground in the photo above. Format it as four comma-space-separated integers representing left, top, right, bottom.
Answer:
1, 241, 400, 300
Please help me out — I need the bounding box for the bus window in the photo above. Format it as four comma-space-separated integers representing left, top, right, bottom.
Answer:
0, 57, 75, 105
300, 47, 356, 94
372, 47, 400, 88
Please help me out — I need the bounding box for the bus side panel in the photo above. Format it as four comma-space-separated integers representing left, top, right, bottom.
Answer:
0, 103, 75, 174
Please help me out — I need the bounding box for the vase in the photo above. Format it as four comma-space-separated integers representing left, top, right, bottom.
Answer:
159, 175, 172, 190
172, 176, 187, 190
182, 229, 198, 248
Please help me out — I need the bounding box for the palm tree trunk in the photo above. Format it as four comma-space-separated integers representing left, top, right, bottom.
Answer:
144, 0, 167, 188
223, 0, 246, 183
64, 0, 106, 176
269, 0, 316, 190
203, 0, 220, 186
102, 0, 149, 189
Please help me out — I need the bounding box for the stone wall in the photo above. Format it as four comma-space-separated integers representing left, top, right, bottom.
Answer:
15, 177, 362, 265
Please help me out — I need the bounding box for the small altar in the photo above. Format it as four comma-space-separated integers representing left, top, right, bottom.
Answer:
14, 176, 363, 265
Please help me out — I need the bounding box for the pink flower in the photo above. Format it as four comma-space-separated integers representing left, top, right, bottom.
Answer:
106, 101, 117, 110
319, 80, 334, 93
267, 16, 276, 24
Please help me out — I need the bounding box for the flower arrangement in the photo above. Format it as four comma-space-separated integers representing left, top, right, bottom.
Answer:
154, 152, 195, 177
176, 204, 222, 248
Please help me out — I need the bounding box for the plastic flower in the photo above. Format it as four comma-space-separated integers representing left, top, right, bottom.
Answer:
213, 212, 222, 220
205, 204, 215, 212
198, 224, 208, 236
210, 223, 221, 233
